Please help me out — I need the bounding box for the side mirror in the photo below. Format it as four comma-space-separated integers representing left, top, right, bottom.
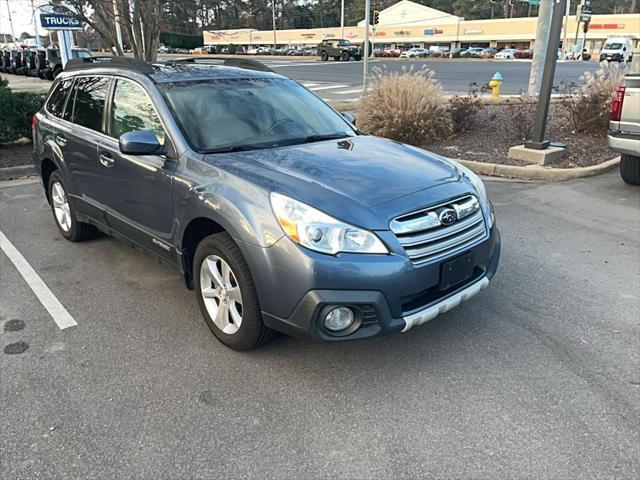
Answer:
119, 130, 164, 155
342, 111, 356, 126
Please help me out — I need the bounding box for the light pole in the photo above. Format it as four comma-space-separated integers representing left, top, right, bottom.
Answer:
528, 0, 554, 96
272, 0, 277, 50
341, 0, 345, 39
362, 0, 370, 93
525, 0, 567, 150
30, 0, 41, 48
4, 0, 17, 44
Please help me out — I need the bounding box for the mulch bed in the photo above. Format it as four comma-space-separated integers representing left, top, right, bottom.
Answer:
428, 103, 616, 168
0, 143, 33, 169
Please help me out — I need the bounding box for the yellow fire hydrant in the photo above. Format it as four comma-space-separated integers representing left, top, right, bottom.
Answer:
488, 72, 503, 97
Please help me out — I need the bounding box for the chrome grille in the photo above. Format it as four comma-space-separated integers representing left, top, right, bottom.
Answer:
390, 195, 488, 264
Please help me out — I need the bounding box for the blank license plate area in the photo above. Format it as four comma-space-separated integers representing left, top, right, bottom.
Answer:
440, 252, 474, 290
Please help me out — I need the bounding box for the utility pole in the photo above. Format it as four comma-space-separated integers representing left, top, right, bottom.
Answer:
528, 0, 554, 96
525, 0, 567, 150
272, 0, 277, 50
362, 0, 370, 94
341, 0, 345, 39
30, 0, 41, 48
574, 0, 584, 48
562, 0, 569, 56
4, 0, 17, 44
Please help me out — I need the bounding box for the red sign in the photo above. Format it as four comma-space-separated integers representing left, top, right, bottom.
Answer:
589, 23, 625, 29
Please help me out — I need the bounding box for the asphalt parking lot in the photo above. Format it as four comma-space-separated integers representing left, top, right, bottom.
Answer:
1, 171, 639, 478
4, 57, 601, 100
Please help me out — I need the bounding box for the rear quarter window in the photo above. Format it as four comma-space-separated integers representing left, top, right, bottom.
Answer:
46, 79, 74, 120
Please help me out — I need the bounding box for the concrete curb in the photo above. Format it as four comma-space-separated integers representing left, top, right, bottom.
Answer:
456, 156, 620, 181
0, 165, 37, 180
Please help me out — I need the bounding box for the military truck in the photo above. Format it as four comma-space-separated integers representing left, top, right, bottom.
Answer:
317, 39, 361, 61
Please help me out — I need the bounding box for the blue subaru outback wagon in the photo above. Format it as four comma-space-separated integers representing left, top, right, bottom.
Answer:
32, 57, 500, 350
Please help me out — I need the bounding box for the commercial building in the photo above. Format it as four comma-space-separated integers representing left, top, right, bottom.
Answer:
203, 0, 640, 53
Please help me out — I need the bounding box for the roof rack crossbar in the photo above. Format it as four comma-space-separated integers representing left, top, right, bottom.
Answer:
159, 56, 274, 73
64, 56, 155, 74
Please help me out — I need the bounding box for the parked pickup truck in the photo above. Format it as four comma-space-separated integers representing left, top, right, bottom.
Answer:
608, 73, 640, 185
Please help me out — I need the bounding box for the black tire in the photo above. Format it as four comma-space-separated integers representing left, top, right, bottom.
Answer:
47, 171, 96, 241
45, 70, 54, 81
340, 51, 350, 62
620, 154, 640, 186
320, 51, 328, 61
194, 232, 275, 350
52, 66, 62, 78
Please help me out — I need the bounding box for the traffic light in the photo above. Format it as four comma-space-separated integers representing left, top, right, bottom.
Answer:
372, 10, 380, 25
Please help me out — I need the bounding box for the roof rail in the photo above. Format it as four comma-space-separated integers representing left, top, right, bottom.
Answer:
160, 56, 274, 73
64, 56, 155, 75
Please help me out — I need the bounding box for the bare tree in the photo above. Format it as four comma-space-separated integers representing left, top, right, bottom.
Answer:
52, 0, 161, 62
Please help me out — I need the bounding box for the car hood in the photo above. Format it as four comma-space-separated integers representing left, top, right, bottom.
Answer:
203, 135, 469, 229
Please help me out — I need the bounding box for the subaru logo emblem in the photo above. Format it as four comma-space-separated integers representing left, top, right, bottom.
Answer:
439, 208, 458, 226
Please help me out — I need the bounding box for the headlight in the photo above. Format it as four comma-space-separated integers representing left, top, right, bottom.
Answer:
270, 193, 388, 255
450, 160, 487, 206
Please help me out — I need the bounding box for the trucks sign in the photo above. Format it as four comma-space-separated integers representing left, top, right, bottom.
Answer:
40, 14, 83, 30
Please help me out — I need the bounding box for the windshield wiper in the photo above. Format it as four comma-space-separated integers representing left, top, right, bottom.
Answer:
202, 143, 271, 154
276, 133, 353, 147
202, 134, 354, 154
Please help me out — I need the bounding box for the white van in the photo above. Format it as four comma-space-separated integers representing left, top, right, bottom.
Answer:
599, 37, 633, 63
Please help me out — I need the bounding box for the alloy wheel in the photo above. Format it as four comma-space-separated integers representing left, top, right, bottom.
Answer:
200, 255, 243, 335
51, 181, 71, 232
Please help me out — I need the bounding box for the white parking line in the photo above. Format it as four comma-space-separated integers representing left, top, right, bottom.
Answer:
0, 230, 77, 330
309, 84, 349, 91
334, 88, 363, 95
301, 82, 321, 87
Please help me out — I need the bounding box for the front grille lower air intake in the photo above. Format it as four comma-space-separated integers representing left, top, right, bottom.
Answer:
390, 195, 488, 264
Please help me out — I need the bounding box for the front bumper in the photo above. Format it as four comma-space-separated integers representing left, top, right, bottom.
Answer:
601, 53, 623, 62
246, 224, 501, 342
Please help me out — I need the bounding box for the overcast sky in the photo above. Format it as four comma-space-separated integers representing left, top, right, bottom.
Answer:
1, 0, 47, 37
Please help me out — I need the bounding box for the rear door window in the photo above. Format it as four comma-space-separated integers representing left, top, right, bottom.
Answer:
109, 79, 165, 144
46, 78, 74, 120
71, 76, 110, 132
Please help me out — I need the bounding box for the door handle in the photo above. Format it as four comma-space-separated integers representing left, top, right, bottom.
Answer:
99, 153, 114, 168
54, 134, 66, 147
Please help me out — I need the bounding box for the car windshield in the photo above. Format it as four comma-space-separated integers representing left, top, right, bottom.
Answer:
604, 43, 623, 50
160, 78, 356, 153
338, 40, 352, 46
72, 50, 91, 58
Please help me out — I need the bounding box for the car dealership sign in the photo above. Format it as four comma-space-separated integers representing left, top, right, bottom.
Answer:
40, 14, 83, 30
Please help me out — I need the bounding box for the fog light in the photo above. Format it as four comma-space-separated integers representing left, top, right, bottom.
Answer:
324, 306, 355, 332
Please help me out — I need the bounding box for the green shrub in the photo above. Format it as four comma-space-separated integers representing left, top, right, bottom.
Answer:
228, 43, 237, 55
358, 66, 452, 146
0, 76, 44, 144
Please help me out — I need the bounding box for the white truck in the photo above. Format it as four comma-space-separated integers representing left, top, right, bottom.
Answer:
608, 73, 640, 185
599, 37, 634, 63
